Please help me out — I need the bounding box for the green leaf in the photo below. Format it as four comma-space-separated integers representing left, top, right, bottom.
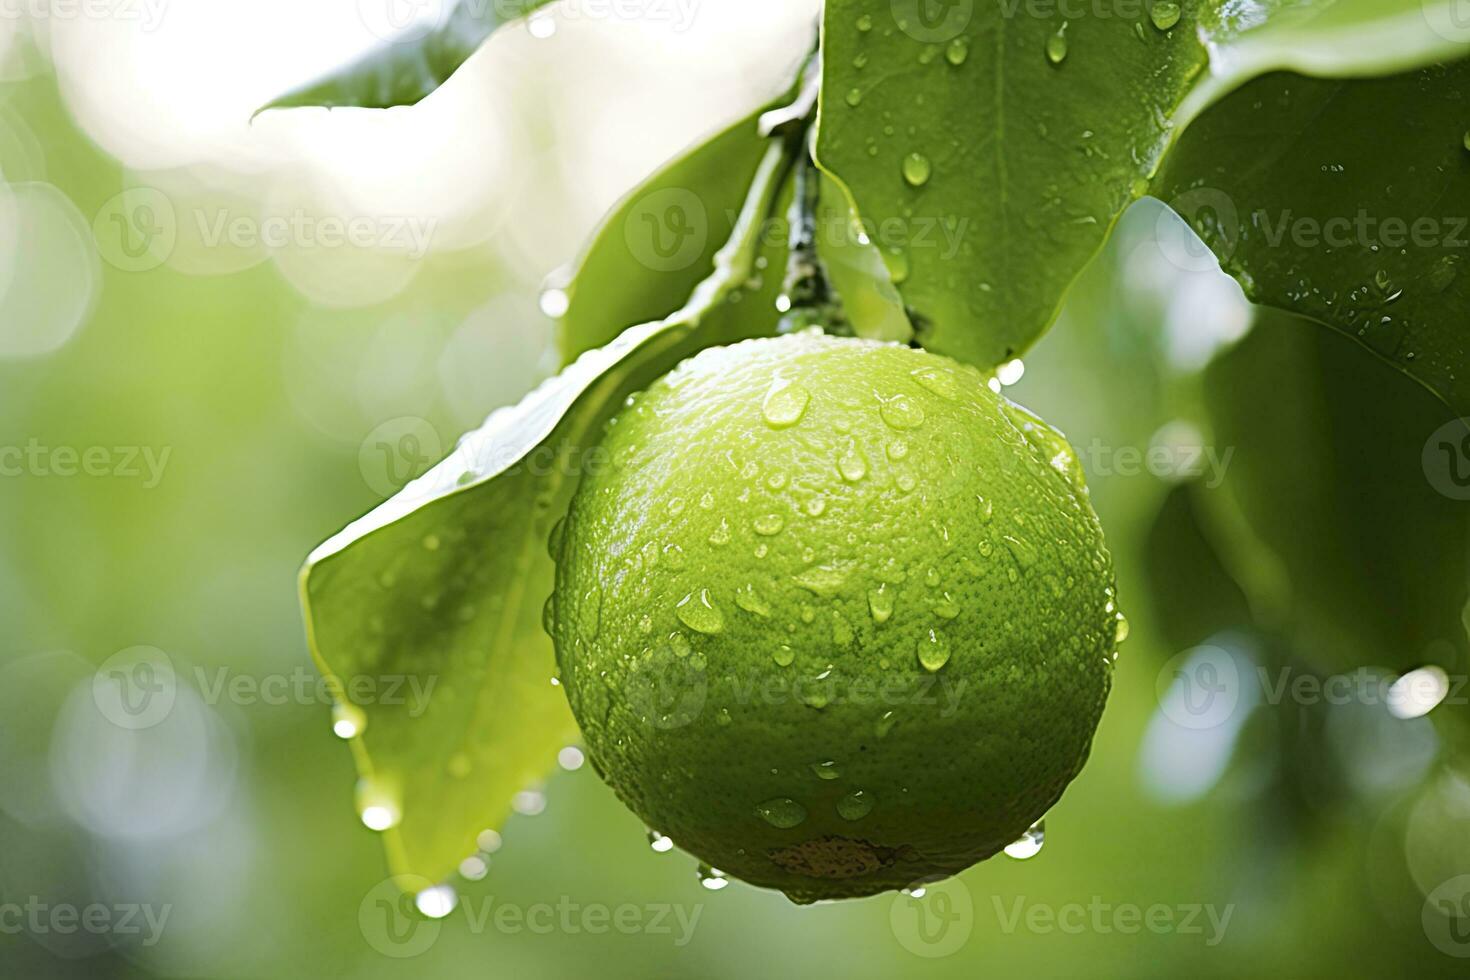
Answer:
1153, 64, 1470, 410
1198, 309, 1469, 673
259, 0, 557, 113
555, 107, 782, 363
816, 0, 1468, 396
300, 142, 793, 882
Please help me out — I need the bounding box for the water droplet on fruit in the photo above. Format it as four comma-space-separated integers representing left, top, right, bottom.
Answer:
868, 584, 895, 623
933, 593, 960, 619
996, 358, 1026, 385
1004, 820, 1046, 859
708, 518, 732, 546
675, 589, 725, 635
754, 513, 786, 536
911, 366, 959, 399
811, 760, 841, 780
773, 644, 796, 667
697, 863, 729, 889
756, 798, 808, 828
878, 392, 926, 429
1003, 534, 1037, 569
838, 442, 869, 482
856, 13, 873, 31
648, 829, 674, 853
845, 87, 863, 107
887, 439, 910, 460
795, 561, 855, 598
837, 789, 874, 820
976, 495, 994, 523
946, 37, 969, 65
762, 378, 811, 428
663, 543, 686, 569
805, 496, 828, 517
734, 583, 771, 617
1114, 611, 1130, 642
877, 710, 897, 738
917, 628, 951, 672
902, 152, 932, 187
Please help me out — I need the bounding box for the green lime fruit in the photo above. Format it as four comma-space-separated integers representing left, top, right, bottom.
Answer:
550, 331, 1118, 902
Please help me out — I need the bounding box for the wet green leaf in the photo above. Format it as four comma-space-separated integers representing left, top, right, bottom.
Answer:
260, 0, 557, 112
1200, 309, 1470, 673
817, 0, 1469, 404
299, 144, 793, 882
555, 107, 782, 362
1154, 65, 1470, 410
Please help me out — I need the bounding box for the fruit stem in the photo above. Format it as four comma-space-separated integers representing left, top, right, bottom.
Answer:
777, 143, 850, 335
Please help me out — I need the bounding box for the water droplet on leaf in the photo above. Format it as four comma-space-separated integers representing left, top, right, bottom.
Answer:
902, 152, 932, 187
1149, 2, 1181, 30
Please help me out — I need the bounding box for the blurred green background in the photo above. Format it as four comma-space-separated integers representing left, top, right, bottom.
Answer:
2, 3, 1468, 977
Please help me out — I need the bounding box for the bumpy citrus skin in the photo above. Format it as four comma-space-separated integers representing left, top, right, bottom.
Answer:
551, 332, 1116, 902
